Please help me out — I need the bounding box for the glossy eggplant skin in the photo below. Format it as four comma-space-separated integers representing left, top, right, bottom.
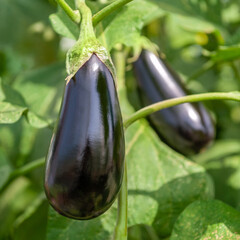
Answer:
133, 49, 215, 155
44, 54, 125, 220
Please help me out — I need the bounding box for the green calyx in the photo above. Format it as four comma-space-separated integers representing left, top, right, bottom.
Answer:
66, 0, 115, 82
131, 36, 159, 62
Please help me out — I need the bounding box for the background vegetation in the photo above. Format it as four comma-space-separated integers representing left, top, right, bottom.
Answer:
0, 0, 240, 239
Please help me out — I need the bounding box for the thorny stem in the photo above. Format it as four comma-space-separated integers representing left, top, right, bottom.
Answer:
56, 0, 80, 24
124, 91, 240, 129
113, 49, 128, 240
92, 0, 134, 27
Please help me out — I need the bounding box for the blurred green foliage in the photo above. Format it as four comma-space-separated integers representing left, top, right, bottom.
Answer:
0, 0, 239, 239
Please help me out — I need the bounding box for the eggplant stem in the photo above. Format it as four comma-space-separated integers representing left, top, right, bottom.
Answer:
56, 0, 80, 24
113, 48, 128, 240
113, 161, 128, 240
124, 91, 240, 129
92, 0, 134, 27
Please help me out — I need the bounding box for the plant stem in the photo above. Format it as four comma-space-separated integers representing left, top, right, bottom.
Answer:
92, 0, 134, 27
0, 158, 45, 194
11, 158, 45, 178
124, 91, 240, 129
114, 161, 128, 240
76, 0, 95, 40
113, 48, 128, 240
56, 0, 80, 24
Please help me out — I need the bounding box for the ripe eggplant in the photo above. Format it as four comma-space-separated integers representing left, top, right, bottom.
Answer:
44, 54, 125, 220
132, 49, 215, 155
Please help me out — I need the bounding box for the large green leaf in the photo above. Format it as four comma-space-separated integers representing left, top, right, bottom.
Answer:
170, 200, 240, 240
0, 102, 26, 124
46, 74, 214, 239
47, 207, 115, 240
50, 9, 79, 40
0, 77, 52, 128
0, 62, 65, 166
128, 224, 160, 240
194, 140, 240, 209
13, 62, 65, 121
150, 0, 223, 26
96, 0, 164, 50
0, 79, 27, 124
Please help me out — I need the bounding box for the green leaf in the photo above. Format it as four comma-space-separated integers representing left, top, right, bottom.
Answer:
194, 140, 240, 209
0, 68, 58, 127
125, 120, 214, 237
49, 10, 79, 40
0, 62, 65, 165
0, 78, 28, 124
47, 206, 116, 240
0, 78, 26, 107
13, 62, 65, 121
150, 0, 223, 26
211, 45, 240, 63
0, 102, 26, 124
96, 0, 164, 50
170, 200, 240, 240
26, 111, 52, 129
128, 224, 160, 240
46, 72, 214, 240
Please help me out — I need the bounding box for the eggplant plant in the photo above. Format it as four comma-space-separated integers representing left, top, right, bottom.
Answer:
0, 0, 240, 240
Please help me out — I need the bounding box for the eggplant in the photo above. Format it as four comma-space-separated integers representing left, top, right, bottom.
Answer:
132, 49, 215, 155
44, 54, 125, 220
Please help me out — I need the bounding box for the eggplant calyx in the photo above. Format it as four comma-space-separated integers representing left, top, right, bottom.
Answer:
66, 1, 115, 82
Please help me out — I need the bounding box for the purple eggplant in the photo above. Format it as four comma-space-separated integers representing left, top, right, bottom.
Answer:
44, 54, 125, 220
133, 49, 215, 155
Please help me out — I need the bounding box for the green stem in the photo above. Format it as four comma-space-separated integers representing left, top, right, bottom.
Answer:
75, 0, 95, 40
113, 48, 128, 240
114, 161, 128, 240
56, 0, 80, 24
124, 91, 240, 129
0, 158, 45, 194
92, 0, 134, 27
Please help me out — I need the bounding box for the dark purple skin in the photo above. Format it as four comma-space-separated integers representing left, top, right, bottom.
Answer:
44, 54, 125, 220
133, 49, 215, 155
